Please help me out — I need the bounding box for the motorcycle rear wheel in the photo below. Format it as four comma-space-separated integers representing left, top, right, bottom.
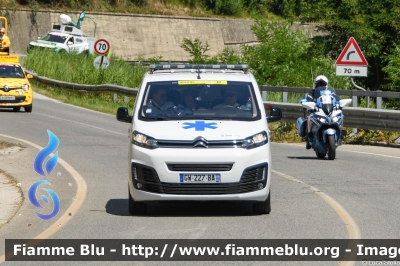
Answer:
327, 135, 336, 160
316, 151, 326, 159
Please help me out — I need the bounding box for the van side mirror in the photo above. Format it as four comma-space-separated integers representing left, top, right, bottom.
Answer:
116, 107, 132, 123
266, 107, 282, 123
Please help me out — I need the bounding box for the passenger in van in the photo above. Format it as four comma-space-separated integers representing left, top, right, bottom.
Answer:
213, 87, 241, 109
182, 88, 201, 110
150, 87, 175, 111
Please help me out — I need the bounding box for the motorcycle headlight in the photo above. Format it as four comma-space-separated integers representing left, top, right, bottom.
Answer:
132, 131, 159, 149
332, 116, 340, 123
317, 117, 327, 123
20, 84, 30, 91
241, 131, 268, 149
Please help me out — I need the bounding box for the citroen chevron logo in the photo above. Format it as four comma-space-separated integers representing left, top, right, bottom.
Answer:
182, 121, 218, 131
193, 137, 208, 148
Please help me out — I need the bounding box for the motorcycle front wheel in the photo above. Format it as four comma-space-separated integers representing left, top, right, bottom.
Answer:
327, 135, 336, 160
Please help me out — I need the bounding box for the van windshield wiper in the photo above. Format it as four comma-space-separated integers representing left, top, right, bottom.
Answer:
144, 117, 166, 120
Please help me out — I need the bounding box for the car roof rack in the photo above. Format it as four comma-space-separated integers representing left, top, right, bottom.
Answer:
149, 64, 249, 73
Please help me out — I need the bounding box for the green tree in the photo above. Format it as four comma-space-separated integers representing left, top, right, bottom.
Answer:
204, 0, 244, 15
382, 45, 400, 92
180, 38, 210, 64
240, 19, 351, 89
210, 47, 242, 64
241, 20, 310, 86
307, 0, 400, 91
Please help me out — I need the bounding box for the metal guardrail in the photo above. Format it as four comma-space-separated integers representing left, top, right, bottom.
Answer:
25, 70, 139, 97
26, 70, 400, 132
259, 85, 400, 110
264, 102, 400, 132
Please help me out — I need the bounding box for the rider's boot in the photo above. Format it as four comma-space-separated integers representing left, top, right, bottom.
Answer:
306, 139, 312, 149
306, 132, 313, 149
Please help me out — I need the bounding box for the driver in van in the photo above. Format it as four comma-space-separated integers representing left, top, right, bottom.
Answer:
182, 88, 201, 110
213, 87, 241, 109
150, 87, 175, 111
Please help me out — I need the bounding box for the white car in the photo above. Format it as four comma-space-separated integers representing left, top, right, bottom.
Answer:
28, 13, 95, 54
116, 64, 282, 215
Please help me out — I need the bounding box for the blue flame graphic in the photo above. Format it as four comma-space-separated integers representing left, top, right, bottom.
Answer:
34, 130, 59, 176
28, 180, 60, 220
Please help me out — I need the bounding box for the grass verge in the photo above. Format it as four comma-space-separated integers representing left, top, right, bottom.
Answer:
32, 82, 136, 115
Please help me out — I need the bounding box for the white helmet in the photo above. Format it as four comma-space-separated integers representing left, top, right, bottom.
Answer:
314, 75, 328, 87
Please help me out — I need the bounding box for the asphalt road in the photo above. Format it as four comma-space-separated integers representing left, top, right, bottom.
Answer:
0, 93, 399, 266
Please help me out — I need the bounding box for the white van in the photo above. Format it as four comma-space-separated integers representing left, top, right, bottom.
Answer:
117, 64, 282, 215
28, 13, 96, 55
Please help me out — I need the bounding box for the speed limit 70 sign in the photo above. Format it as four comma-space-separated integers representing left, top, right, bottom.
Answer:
94, 39, 110, 55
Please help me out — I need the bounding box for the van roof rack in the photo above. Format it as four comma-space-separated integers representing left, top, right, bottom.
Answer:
149, 64, 249, 73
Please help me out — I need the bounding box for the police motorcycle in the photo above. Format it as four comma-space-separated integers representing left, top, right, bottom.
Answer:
296, 87, 352, 160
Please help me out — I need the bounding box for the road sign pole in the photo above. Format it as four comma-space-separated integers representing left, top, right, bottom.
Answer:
335, 37, 369, 136
350, 77, 365, 91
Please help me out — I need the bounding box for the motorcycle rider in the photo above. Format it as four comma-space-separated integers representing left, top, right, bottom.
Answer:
304, 75, 340, 149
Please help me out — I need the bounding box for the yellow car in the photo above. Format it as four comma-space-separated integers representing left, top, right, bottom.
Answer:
0, 55, 33, 112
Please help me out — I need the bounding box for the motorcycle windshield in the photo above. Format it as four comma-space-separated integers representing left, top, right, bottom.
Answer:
313, 87, 335, 99
316, 92, 334, 115
322, 102, 333, 114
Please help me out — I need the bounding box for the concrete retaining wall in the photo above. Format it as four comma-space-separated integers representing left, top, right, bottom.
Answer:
1, 9, 320, 61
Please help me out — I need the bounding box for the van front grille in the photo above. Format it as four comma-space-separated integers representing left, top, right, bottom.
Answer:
167, 164, 233, 172
131, 163, 267, 195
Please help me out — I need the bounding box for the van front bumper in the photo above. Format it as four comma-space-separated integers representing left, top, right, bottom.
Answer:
128, 145, 271, 202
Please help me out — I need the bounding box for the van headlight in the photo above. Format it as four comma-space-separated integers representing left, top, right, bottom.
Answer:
241, 131, 268, 149
132, 131, 159, 149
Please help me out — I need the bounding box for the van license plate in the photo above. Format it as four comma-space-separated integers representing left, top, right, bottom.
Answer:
180, 174, 221, 183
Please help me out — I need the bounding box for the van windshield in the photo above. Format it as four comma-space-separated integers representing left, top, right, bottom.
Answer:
139, 81, 261, 121
40, 33, 68, 44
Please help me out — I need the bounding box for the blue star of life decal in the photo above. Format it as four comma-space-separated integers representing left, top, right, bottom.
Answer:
182, 121, 218, 131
